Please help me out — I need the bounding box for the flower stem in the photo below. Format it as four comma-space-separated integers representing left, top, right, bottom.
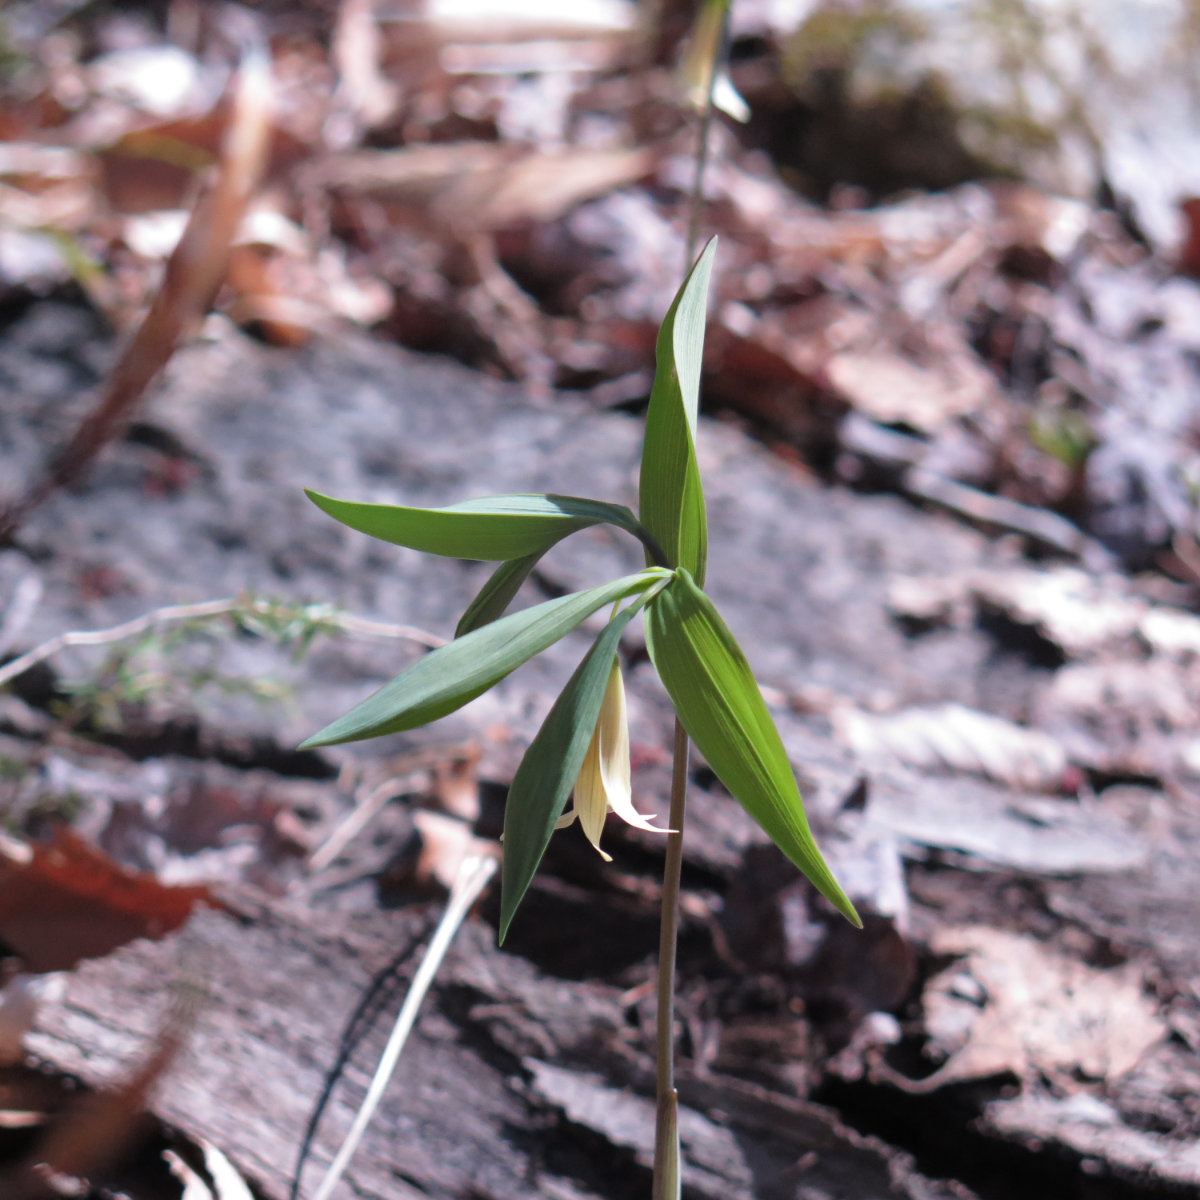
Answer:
653, 8, 726, 1195
652, 717, 689, 1200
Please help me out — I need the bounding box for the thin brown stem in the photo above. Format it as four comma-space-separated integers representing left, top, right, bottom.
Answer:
653, 8, 726, 1195
651, 717, 690, 1200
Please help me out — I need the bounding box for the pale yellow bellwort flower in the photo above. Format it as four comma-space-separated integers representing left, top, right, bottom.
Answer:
556, 658, 671, 860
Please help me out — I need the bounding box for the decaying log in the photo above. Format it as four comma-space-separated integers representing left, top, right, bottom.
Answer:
27, 891, 970, 1200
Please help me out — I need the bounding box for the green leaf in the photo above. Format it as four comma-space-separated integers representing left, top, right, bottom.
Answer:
300, 570, 666, 748
645, 571, 860, 927
306, 490, 644, 562
456, 553, 542, 637
499, 602, 644, 942
638, 238, 716, 585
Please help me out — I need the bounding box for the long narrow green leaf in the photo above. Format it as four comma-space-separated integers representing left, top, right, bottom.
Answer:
499, 602, 644, 942
638, 239, 716, 585
306, 490, 644, 561
645, 571, 860, 926
456, 553, 542, 637
301, 570, 666, 748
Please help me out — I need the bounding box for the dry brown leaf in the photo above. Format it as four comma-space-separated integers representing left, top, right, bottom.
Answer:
0, 49, 273, 540
316, 143, 652, 230
224, 243, 316, 347
1, 989, 194, 1200
916, 926, 1165, 1092
825, 342, 997, 433
1180, 197, 1200, 278
0, 830, 215, 974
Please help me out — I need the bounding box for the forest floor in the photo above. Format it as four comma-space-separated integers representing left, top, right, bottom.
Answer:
1, 3, 1199, 1199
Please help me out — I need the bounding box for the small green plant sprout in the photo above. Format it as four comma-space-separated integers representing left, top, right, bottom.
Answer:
300, 237, 859, 1193
301, 239, 858, 936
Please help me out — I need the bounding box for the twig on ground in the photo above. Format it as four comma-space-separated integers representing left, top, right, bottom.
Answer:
307, 778, 415, 873
904, 467, 1093, 558
0, 596, 444, 692
308, 853, 497, 1200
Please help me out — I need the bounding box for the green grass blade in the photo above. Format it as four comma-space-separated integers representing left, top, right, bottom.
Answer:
645, 571, 860, 926
456, 553, 542, 637
306, 490, 644, 561
301, 570, 666, 748
499, 602, 644, 942
638, 238, 716, 585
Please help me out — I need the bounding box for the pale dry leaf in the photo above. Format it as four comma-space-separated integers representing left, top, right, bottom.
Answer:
329, 0, 398, 146
422, 0, 635, 43
890, 565, 1200, 663
1035, 657, 1200, 776
411, 810, 497, 893
317, 143, 652, 230
825, 344, 996, 433
919, 926, 1166, 1092
834, 702, 1067, 792
970, 567, 1146, 658
165, 1138, 255, 1200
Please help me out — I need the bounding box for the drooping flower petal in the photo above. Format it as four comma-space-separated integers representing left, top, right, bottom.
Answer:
558, 659, 671, 860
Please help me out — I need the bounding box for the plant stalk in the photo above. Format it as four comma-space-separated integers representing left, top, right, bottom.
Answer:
652, 7, 726, 1196
651, 718, 690, 1200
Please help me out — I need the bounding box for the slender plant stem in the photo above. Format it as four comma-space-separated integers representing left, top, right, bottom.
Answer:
684, 101, 717, 274
653, 6, 727, 1195
651, 718, 690, 1200
683, 2, 725, 272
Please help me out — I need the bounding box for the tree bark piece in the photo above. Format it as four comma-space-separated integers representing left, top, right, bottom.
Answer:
27, 891, 971, 1200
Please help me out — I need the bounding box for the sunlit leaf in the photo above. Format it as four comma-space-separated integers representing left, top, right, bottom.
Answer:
645, 570, 860, 926
455, 553, 542, 637
306, 490, 645, 561
499, 601, 645, 942
301, 570, 667, 748
639, 239, 716, 584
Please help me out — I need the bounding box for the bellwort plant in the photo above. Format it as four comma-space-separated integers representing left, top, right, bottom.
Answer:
299, 238, 861, 1194
301, 5, 858, 1195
